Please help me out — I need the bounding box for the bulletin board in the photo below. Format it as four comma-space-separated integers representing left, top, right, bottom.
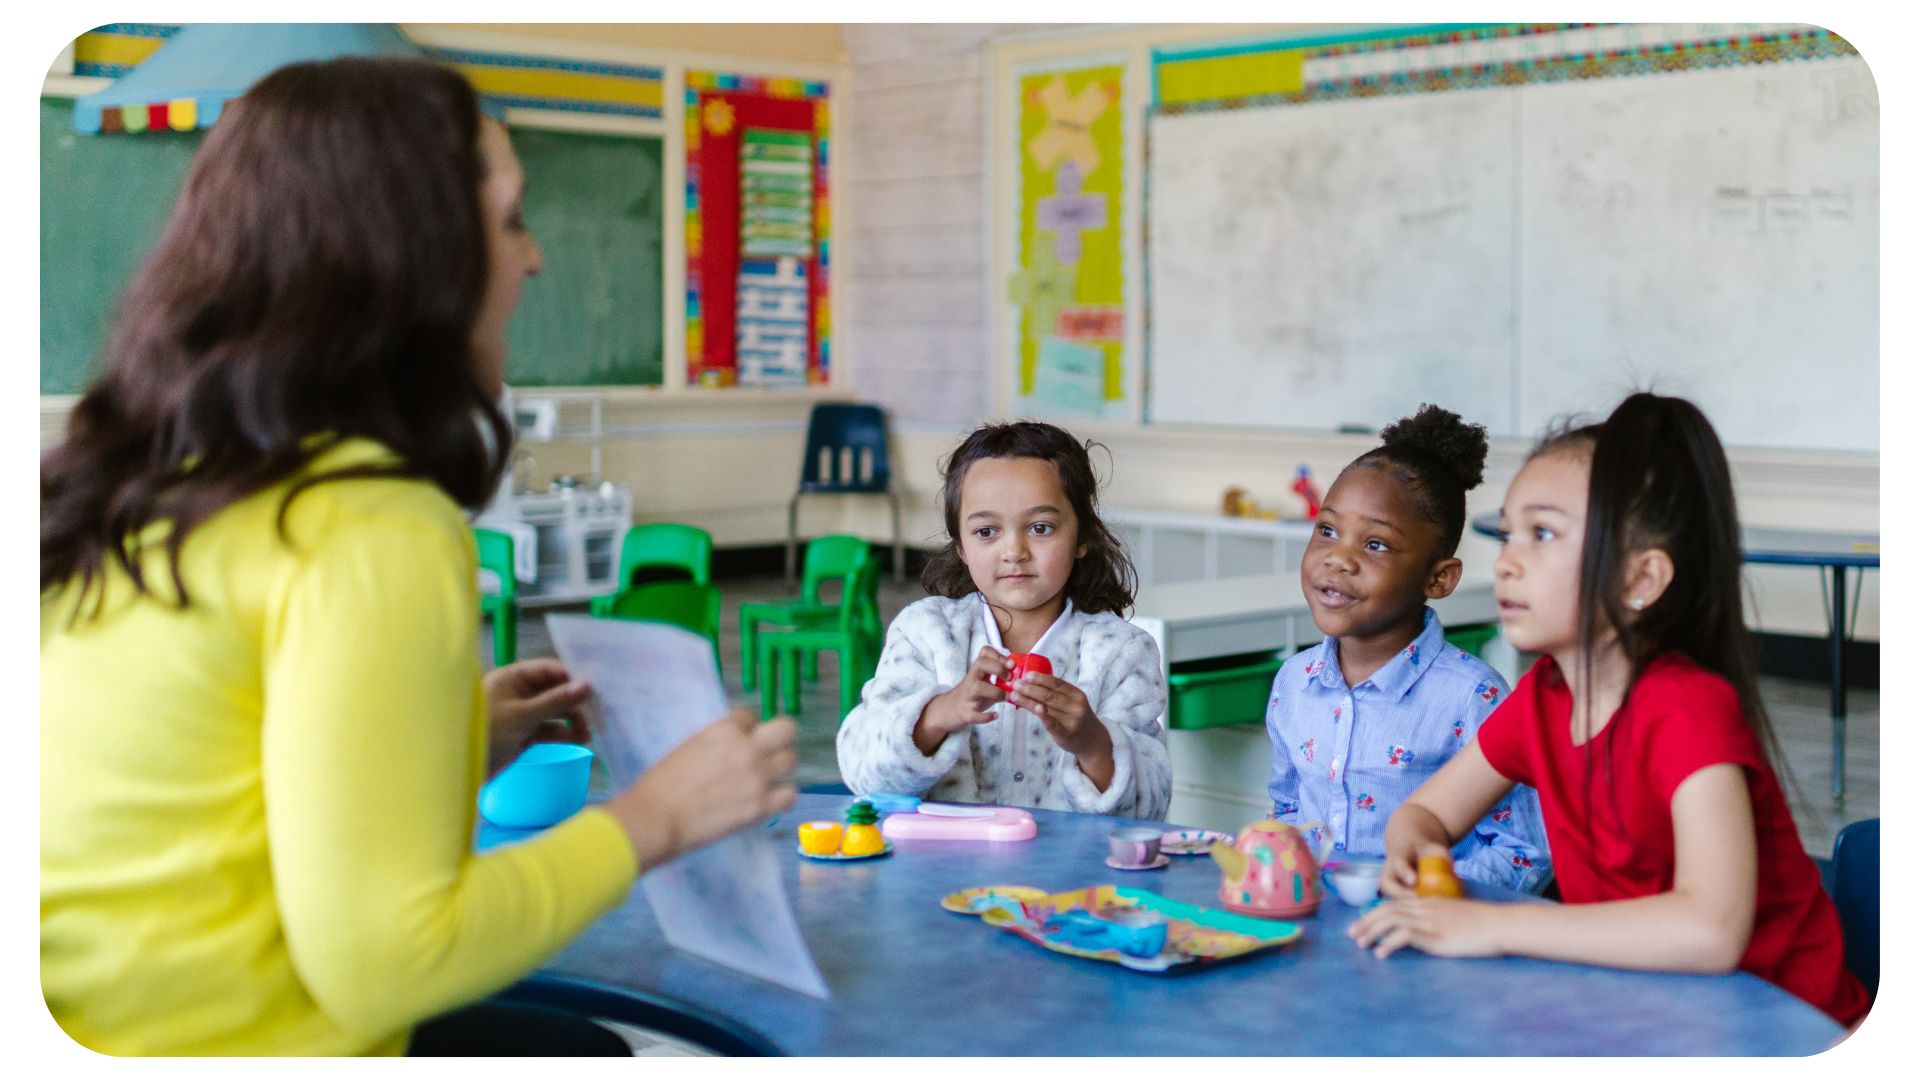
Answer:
1142, 24, 1877, 452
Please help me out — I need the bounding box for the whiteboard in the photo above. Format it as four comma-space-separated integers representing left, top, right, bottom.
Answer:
1146, 56, 1878, 452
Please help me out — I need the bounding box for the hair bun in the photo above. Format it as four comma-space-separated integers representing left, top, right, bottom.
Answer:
1378, 403, 1489, 490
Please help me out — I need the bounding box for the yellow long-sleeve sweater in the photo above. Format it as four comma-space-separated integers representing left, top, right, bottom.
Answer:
40, 439, 636, 1055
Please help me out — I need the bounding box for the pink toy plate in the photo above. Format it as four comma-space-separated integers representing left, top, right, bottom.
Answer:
882, 805, 1038, 842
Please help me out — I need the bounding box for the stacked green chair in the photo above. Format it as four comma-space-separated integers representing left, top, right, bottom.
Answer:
594, 581, 725, 677
589, 523, 713, 616
474, 527, 519, 667
756, 549, 883, 722
739, 534, 873, 692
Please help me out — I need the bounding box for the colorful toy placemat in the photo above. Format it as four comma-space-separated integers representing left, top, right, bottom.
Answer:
963, 884, 1302, 973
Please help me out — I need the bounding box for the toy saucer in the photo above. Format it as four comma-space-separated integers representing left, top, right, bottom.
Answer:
1106, 854, 1171, 871
940, 884, 1049, 914
797, 842, 893, 862
1160, 829, 1233, 856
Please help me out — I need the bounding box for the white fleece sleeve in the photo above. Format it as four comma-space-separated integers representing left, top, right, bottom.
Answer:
835, 603, 973, 796
1055, 628, 1171, 820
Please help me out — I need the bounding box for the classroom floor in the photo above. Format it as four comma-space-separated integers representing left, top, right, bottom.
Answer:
489, 572, 1879, 859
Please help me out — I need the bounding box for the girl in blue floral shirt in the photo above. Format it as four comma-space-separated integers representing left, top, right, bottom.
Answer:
1266, 404, 1551, 892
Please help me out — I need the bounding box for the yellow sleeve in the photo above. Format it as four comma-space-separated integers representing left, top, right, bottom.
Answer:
260, 496, 637, 1040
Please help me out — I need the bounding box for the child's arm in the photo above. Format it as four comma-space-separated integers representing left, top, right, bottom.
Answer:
1379, 739, 1513, 897
835, 608, 983, 796
1264, 687, 1304, 822
1352, 764, 1759, 975
1010, 630, 1171, 819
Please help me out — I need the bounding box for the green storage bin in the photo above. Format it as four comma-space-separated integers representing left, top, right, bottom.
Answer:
1166, 650, 1286, 731
1443, 621, 1500, 659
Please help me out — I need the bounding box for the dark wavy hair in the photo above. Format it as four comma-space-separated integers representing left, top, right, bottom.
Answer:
41, 56, 511, 613
1344, 402, 1488, 560
1533, 393, 1795, 822
921, 420, 1137, 617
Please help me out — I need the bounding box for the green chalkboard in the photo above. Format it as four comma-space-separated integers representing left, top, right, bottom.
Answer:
505, 127, 664, 387
40, 97, 201, 395
38, 100, 665, 395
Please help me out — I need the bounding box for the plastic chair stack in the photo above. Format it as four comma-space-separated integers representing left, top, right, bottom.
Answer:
787, 403, 903, 585
756, 547, 883, 722
474, 527, 518, 667
739, 534, 873, 692
590, 523, 713, 616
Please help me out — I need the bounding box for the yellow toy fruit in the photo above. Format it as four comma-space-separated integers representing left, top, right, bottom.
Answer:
1415, 851, 1465, 898
797, 821, 842, 855
839, 800, 885, 856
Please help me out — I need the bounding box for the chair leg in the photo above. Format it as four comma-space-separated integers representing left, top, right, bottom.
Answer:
802, 647, 819, 684
492, 607, 517, 667
779, 644, 802, 715
838, 643, 862, 719
786, 494, 803, 585
889, 490, 904, 584
740, 611, 760, 690
759, 639, 780, 721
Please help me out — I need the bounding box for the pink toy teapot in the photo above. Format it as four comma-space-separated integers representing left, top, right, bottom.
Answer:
1209, 820, 1324, 919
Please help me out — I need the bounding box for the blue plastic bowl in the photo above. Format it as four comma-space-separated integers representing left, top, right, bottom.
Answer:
478, 743, 594, 829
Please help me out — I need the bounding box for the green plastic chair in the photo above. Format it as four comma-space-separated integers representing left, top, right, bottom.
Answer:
756, 551, 883, 721
589, 523, 713, 616
595, 581, 724, 677
739, 534, 874, 691
474, 527, 518, 667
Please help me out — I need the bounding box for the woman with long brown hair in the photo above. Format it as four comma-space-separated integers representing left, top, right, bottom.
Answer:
41, 56, 797, 1055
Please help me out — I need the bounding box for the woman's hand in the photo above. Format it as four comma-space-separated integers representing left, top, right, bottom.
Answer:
912, 647, 1009, 754
1009, 672, 1114, 786
483, 658, 592, 775
1347, 897, 1507, 959
606, 708, 798, 870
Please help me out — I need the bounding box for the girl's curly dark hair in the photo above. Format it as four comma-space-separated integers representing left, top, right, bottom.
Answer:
1344, 403, 1490, 559
920, 420, 1136, 617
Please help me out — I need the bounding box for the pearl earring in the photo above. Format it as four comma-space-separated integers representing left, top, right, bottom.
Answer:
1629, 597, 1645, 611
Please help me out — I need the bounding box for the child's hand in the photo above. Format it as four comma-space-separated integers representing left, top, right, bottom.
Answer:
1379, 839, 1440, 899
1009, 672, 1106, 755
1347, 897, 1505, 959
913, 648, 1009, 753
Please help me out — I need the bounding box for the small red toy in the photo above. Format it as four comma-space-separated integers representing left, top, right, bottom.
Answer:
1291, 465, 1324, 519
995, 652, 1053, 692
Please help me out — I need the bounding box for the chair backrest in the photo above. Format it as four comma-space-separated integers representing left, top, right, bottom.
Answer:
600, 582, 722, 645
1830, 817, 1878, 998
836, 547, 883, 636
617, 523, 713, 590
800, 534, 872, 605
798, 403, 891, 493
493, 973, 778, 1056
474, 527, 517, 601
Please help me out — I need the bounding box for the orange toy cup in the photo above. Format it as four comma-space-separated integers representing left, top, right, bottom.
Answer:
1414, 851, 1465, 899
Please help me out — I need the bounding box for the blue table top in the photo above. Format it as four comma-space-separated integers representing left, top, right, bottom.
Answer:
1470, 514, 1879, 568
535, 795, 1843, 1055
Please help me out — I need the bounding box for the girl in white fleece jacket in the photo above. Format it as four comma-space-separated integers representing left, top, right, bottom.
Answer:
836, 421, 1170, 820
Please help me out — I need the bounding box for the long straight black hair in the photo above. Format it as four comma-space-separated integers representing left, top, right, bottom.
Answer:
1534, 393, 1792, 810
41, 57, 510, 614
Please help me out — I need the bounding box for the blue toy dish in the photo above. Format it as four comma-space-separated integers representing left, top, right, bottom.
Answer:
478, 743, 595, 829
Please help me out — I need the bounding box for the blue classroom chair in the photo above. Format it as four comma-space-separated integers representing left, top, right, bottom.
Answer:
1829, 817, 1878, 999
786, 403, 903, 585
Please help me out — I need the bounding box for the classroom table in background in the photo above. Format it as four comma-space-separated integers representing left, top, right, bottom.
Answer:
1469, 514, 1878, 802
530, 794, 1842, 1055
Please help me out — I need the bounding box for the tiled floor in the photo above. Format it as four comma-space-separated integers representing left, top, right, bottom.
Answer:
493, 572, 1879, 858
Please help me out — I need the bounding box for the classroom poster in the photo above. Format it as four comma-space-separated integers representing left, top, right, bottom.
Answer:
686, 72, 832, 388
1011, 63, 1127, 420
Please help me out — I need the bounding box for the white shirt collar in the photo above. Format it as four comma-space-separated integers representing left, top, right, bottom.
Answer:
979, 593, 1074, 662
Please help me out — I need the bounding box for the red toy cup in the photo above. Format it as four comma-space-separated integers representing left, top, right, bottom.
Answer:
994, 652, 1052, 692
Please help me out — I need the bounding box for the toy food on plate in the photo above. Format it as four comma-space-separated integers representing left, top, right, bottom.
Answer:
797, 821, 843, 855
840, 800, 885, 856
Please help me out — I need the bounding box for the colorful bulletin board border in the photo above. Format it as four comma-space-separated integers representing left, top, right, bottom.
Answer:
1151, 23, 1859, 114
65, 25, 665, 120
70, 24, 179, 78
684, 70, 832, 387
1010, 61, 1127, 420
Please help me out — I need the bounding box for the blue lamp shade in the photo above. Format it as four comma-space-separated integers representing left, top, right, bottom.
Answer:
72, 23, 419, 135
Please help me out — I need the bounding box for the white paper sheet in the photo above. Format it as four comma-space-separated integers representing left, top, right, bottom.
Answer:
545, 614, 829, 999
